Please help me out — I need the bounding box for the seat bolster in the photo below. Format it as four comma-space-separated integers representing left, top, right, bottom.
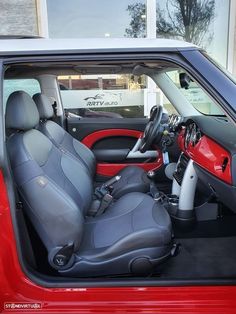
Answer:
78, 228, 169, 261
21, 175, 84, 254
39, 120, 96, 177
112, 166, 150, 198
72, 137, 96, 176
7, 131, 85, 266
33, 93, 54, 119
41, 120, 66, 146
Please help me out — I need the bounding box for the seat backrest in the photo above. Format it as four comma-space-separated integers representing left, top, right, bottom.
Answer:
6, 91, 93, 268
33, 93, 96, 177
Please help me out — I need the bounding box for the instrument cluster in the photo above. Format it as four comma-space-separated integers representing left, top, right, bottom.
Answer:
184, 122, 202, 149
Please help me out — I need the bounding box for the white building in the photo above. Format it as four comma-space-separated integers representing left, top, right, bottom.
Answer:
1, 0, 235, 117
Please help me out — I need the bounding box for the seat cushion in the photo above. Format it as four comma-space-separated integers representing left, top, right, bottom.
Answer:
111, 166, 150, 198
59, 192, 172, 277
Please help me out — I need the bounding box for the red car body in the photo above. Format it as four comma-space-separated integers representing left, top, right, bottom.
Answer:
1, 38, 236, 313
1, 162, 236, 313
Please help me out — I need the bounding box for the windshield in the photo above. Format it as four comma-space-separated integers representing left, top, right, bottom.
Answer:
166, 69, 225, 116
203, 52, 236, 86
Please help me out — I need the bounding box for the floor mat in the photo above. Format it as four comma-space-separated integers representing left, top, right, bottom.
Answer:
174, 215, 236, 239
160, 236, 236, 279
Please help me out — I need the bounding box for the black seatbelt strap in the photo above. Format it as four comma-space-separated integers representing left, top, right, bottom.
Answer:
52, 100, 57, 116
95, 193, 113, 216
87, 176, 121, 216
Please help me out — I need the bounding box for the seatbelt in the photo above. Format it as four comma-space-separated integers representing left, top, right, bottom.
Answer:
51, 100, 57, 116
95, 193, 113, 216
149, 181, 166, 202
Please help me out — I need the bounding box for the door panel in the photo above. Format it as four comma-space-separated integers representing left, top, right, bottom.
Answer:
96, 156, 163, 176
81, 129, 142, 149
67, 117, 148, 141
66, 116, 164, 177
93, 136, 138, 150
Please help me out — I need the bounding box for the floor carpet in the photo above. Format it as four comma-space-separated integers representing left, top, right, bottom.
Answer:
160, 236, 236, 279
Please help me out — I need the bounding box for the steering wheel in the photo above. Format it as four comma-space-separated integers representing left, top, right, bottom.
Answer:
139, 105, 163, 153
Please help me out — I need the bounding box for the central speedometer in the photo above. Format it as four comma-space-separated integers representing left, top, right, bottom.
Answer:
184, 122, 202, 148
184, 124, 192, 149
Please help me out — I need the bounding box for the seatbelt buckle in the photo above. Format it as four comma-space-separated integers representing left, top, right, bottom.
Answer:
94, 186, 108, 199
94, 175, 121, 202
96, 193, 113, 216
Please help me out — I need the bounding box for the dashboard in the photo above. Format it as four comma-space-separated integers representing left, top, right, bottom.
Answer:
173, 115, 236, 212
178, 121, 232, 185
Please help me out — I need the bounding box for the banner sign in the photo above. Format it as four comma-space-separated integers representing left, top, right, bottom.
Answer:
61, 89, 144, 109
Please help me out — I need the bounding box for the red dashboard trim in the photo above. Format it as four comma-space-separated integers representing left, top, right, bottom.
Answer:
82, 129, 143, 149
178, 130, 232, 185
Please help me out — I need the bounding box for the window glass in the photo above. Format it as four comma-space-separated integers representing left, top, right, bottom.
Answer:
156, 0, 230, 67
166, 70, 224, 115
47, 0, 146, 38
163, 98, 179, 115
3, 79, 41, 110
58, 74, 147, 118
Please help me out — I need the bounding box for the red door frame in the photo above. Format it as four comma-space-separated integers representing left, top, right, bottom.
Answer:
82, 129, 163, 176
1, 171, 236, 313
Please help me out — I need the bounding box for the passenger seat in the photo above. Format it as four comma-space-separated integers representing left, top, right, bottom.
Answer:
6, 91, 173, 277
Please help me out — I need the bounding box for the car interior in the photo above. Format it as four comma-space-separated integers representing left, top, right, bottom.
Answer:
3, 58, 236, 283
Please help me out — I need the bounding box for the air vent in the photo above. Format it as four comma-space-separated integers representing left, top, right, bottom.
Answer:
173, 154, 189, 185
216, 117, 228, 123
193, 128, 202, 146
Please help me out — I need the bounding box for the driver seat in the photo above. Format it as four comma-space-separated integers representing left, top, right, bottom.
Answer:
33, 93, 150, 198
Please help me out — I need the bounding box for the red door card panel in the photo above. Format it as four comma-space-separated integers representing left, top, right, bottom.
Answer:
82, 129, 163, 176
82, 129, 143, 148
96, 154, 163, 176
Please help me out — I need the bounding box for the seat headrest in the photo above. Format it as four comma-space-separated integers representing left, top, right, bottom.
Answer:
33, 93, 54, 120
6, 91, 40, 131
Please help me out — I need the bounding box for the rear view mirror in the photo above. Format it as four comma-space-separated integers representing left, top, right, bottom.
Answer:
179, 73, 191, 89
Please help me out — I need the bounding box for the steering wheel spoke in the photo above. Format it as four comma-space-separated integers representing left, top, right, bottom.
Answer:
140, 106, 163, 153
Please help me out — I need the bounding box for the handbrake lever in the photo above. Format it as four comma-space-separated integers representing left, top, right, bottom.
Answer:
102, 175, 121, 189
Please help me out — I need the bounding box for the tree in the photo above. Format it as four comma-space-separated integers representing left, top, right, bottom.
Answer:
125, 3, 146, 38
125, 0, 215, 46
157, 0, 215, 45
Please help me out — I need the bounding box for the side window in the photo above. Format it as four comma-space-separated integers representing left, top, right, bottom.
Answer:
163, 96, 179, 115
166, 70, 223, 115
58, 74, 147, 118
4, 79, 41, 111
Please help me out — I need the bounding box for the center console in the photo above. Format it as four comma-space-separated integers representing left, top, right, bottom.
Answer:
173, 153, 189, 186
165, 153, 198, 229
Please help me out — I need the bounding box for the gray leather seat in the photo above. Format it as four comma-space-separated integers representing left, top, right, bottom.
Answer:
33, 93, 150, 199
6, 91, 172, 277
